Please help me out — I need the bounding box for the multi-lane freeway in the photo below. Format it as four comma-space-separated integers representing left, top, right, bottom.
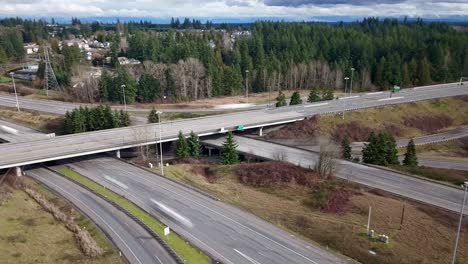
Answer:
26, 167, 177, 264
0, 82, 467, 170
202, 135, 468, 214
61, 156, 349, 264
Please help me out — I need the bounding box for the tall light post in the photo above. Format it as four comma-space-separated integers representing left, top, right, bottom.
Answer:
121, 84, 127, 111
10, 72, 20, 112
343, 77, 349, 120
451, 181, 468, 264
350, 67, 355, 97
156, 110, 164, 176
245, 70, 249, 104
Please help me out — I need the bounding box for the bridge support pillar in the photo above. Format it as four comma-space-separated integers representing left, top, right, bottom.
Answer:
259, 127, 264, 137
116, 150, 121, 159
15, 167, 22, 177
206, 147, 214, 157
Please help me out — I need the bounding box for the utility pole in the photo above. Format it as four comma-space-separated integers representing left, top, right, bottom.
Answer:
121, 84, 127, 111
343, 77, 349, 119
245, 70, 249, 104
366, 206, 372, 234
350, 67, 355, 97
451, 182, 468, 264
156, 111, 164, 176
10, 73, 20, 112
399, 201, 406, 230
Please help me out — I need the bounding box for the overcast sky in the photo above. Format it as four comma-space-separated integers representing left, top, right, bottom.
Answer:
0, 0, 467, 21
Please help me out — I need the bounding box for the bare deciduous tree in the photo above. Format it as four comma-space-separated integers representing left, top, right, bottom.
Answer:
315, 143, 339, 178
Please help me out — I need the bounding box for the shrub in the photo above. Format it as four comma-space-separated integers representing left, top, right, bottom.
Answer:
237, 161, 320, 187
332, 121, 372, 142
403, 113, 453, 133
267, 115, 320, 139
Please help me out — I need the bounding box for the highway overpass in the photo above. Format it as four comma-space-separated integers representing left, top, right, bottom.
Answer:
0, 82, 466, 170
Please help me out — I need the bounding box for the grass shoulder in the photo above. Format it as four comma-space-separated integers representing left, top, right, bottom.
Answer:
0, 179, 123, 264
56, 167, 211, 264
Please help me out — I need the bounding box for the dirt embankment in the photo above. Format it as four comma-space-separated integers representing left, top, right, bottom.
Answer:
266, 115, 320, 139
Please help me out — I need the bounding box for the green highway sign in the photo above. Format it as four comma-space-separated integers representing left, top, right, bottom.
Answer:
237, 124, 245, 131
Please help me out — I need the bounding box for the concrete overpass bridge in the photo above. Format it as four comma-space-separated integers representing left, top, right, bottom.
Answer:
0, 82, 466, 172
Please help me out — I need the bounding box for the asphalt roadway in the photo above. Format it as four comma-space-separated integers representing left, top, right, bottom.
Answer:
202, 135, 468, 214
1, 83, 467, 169
0, 119, 51, 143
26, 167, 176, 264
396, 126, 468, 147
64, 156, 350, 264
0, 93, 263, 114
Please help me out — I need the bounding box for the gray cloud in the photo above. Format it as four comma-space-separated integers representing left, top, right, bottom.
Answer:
0, 0, 466, 19
263, 0, 467, 7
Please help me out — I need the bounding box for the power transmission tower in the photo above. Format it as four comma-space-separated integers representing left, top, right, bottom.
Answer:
43, 46, 60, 96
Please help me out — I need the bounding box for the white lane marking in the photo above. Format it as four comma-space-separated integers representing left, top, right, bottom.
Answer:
338, 95, 359, 100
105, 175, 129, 189
87, 162, 235, 264
234, 249, 262, 264
378, 96, 404, 101
154, 254, 163, 263
365, 91, 383, 95
110, 167, 321, 264
150, 199, 194, 228
304, 102, 328, 108
30, 172, 147, 264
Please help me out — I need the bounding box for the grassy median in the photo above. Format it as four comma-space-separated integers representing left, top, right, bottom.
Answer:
57, 167, 211, 264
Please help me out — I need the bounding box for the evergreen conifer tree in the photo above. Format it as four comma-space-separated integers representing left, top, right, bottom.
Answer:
307, 89, 321, 103
341, 135, 352, 160
275, 91, 287, 107
175, 131, 190, 159
289, 91, 302, 105
222, 132, 239, 165
119, 110, 130, 127
403, 139, 418, 166
148, 107, 159, 123
187, 131, 201, 157
322, 88, 334, 101
362, 132, 380, 165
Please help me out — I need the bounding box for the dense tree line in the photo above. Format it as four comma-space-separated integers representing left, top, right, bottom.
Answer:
62, 105, 130, 134
99, 68, 137, 103
0, 28, 25, 63
0, 18, 48, 43
122, 18, 467, 103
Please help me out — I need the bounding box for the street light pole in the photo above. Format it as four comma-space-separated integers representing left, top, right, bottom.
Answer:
343, 77, 349, 120
451, 181, 468, 264
156, 111, 164, 176
245, 70, 249, 104
10, 73, 20, 112
350, 67, 355, 97
121, 85, 127, 111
